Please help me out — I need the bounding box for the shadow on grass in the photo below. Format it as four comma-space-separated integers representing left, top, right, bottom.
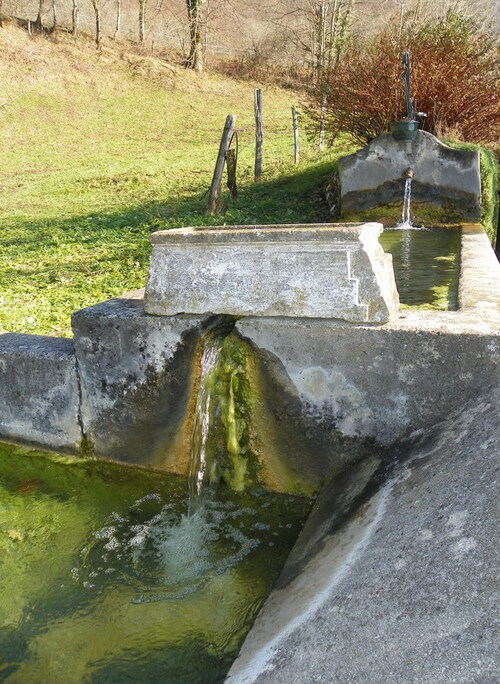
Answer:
1, 157, 337, 254
0, 158, 339, 336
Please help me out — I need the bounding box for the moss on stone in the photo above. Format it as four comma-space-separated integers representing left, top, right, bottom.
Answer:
190, 331, 317, 497
443, 140, 498, 244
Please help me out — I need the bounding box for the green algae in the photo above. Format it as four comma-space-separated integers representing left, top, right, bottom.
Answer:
379, 227, 460, 310
341, 203, 467, 227
0, 442, 312, 684
190, 331, 319, 497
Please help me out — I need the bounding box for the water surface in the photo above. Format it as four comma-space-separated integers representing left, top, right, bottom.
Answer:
0, 444, 311, 684
379, 227, 460, 310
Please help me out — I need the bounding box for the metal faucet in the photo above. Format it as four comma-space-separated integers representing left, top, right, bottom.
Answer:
404, 167, 414, 179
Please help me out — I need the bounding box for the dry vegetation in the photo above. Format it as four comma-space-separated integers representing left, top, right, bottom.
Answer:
309, 11, 500, 145
2, 0, 498, 72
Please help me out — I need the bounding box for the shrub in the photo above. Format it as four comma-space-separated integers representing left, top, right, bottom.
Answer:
311, 10, 500, 145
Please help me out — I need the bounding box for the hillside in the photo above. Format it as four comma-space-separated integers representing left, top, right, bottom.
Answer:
0, 23, 347, 336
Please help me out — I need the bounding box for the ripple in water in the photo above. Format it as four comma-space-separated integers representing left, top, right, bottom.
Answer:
76, 491, 287, 603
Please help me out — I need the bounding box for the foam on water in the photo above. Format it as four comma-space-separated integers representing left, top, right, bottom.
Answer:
0, 444, 312, 684
75, 491, 267, 600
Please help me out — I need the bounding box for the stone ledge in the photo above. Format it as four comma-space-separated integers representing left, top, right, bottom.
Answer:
145, 223, 399, 323
226, 386, 500, 684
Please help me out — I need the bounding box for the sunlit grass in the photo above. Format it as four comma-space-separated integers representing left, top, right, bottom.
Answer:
0, 27, 351, 336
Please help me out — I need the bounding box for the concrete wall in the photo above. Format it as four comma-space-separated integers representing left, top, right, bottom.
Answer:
0, 333, 82, 452
236, 315, 499, 445
339, 132, 481, 221
226, 384, 500, 684
71, 295, 225, 471
0, 295, 227, 470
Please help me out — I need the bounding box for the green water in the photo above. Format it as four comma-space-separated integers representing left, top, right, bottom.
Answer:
0, 443, 311, 684
379, 227, 460, 310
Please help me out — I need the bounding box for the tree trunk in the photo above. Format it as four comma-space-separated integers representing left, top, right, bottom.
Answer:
138, 0, 147, 43
91, 0, 101, 48
51, 0, 57, 31
35, 0, 47, 31
71, 0, 79, 35
186, 0, 205, 72
114, 0, 121, 38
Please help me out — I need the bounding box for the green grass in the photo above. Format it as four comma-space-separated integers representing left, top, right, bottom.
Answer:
0, 26, 349, 337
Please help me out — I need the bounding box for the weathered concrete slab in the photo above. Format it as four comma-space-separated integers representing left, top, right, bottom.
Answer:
226, 385, 500, 684
0, 333, 81, 452
236, 224, 500, 445
339, 131, 481, 220
72, 293, 225, 471
459, 224, 500, 313
236, 315, 500, 446
144, 223, 399, 323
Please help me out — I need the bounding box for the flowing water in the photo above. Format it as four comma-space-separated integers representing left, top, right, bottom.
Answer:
0, 334, 313, 683
398, 177, 414, 229
188, 337, 221, 515
379, 227, 461, 310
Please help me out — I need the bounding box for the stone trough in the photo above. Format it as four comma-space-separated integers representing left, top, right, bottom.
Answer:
145, 223, 399, 323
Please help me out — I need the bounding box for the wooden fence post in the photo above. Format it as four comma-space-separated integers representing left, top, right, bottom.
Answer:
292, 106, 299, 164
319, 94, 327, 151
208, 114, 235, 215
254, 89, 263, 181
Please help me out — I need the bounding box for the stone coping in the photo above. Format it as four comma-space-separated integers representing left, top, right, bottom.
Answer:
150, 222, 379, 245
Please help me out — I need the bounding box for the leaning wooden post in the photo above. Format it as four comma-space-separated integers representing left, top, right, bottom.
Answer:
292, 105, 299, 164
208, 114, 235, 215
254, 89, 263, 182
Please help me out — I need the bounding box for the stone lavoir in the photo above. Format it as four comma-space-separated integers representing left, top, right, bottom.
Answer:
0, 132, 499, 683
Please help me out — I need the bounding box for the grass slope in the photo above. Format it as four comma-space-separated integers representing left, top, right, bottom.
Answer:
0, 24, 350, 336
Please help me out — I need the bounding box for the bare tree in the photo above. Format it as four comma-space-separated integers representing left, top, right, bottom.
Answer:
185, 0, 206, 71
51, 0, 57, 31
138, 0, 147, 42
114, 0, 121, 38
311, 0, 355, 79
71, 0, 79, 35
90, 0, 101, 47
34, 0, 48, 31
273, 0, 355, 80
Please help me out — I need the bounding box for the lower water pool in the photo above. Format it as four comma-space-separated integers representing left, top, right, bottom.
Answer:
0, 443, 311, 684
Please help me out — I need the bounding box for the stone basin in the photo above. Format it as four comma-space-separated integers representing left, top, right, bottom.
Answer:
144, 223, 400, 324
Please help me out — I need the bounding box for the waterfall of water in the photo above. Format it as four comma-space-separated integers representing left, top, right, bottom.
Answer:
397, 177, 413, 229
188, 337, 220, 515
187, 332, 250, 515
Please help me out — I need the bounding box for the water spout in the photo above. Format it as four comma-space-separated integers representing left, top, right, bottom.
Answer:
398, 176, 413, 229
188, 336, 220, 514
